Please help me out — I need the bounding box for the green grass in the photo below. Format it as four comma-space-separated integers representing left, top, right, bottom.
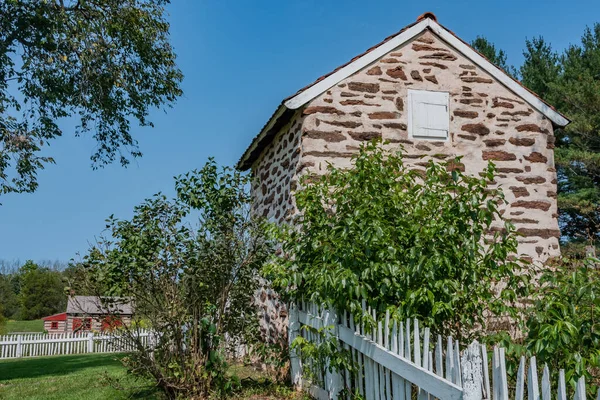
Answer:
4, 320, 44, 333
0, 353, 161, 400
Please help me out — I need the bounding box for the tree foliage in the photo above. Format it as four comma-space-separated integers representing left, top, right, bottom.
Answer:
525, 257, 600, 389
80, 160, 271, 399
0, 0, 183, 196
17, 260, 67, 320
471, 36, 518, 78
520, 26, 600, 247
265, 143, 530, 342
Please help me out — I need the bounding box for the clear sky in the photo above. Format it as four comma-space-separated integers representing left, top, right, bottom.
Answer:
1, 0, 598, 263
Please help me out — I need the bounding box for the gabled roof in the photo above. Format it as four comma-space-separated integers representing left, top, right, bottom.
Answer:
67, 296, 133, 315
237, 13, 569, 170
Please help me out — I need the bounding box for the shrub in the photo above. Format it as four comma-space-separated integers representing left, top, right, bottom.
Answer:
265, 142, 530, 342
524, 256, 600, 389
81, 160, 272, 399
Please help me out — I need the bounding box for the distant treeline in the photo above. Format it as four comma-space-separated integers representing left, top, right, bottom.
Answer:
0, 260, 84, 320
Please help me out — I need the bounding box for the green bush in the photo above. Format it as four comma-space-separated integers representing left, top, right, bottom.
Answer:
525, 256, 600, 389
265, 142, 530, 342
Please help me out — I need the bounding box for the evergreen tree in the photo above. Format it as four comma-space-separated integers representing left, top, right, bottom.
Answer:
520, 26, 600, 246
471, 36, 518, 78
18, 261, 66, 320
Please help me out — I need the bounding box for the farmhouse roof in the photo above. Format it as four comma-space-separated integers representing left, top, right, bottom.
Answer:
66, 296, 133, 315
237, 12, 569, 171
41, 312, 67, 321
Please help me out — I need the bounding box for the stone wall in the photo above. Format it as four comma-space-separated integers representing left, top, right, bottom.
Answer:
249, 29, 561, 342
297, 30, 560, 261
250, 111, 304, 342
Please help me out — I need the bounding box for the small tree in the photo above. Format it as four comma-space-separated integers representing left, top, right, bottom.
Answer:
81, 159, 271, 399
265, 142, 530, 342
18, 260, 66, 320
524, 256, 600, 389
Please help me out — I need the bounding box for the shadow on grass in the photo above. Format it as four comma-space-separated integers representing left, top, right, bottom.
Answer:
0, 353, 126, 382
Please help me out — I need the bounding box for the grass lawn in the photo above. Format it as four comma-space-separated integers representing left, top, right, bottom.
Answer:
0, 353, 160, 400
4, 320, 45, 333
0, 353, 306, 400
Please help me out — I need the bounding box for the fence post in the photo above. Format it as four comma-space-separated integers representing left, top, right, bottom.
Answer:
324, 307, 342, 399
16, 334, 22, 358
87, 332, 94, 353
288, 303, 303, 390
461, 340, 483, 400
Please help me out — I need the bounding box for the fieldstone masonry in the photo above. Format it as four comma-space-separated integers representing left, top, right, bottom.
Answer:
249, 29, 561, 341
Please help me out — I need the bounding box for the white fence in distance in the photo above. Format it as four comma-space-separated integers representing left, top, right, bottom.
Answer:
290, 302, 598, 400
0, 330, 151, 359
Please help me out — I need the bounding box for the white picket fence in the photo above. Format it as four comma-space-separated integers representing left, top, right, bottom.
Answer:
289, 302, 598, 400
0, 330, 151, 359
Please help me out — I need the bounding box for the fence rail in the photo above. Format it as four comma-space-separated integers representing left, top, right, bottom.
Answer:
290, 302, 598, 400
0, 330, 150, 359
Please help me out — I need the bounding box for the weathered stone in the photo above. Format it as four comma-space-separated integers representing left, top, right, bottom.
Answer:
395, 97, 404, 111
368, 111, 399, 120
461, 76, 493, 83
390, 52, 403, 57
350, 111, 362, 117
459, 98, 484, 105
411, 70, 423, 81
340, 92, 359, 97
340, 99, 380, 106
419, 61, 448, 70
459, 64, 476, 70
304, 106, 344, 115
516, 176, 547, 184
483, 139, 506, 147
516, 124, 549, 134
510, 186, 530, 198
323, 98, 333, 103
364, 94, 376, 99
458, 134, 476, 141
424, 75, 438, 84
547, 191, 557, 198
492, 98, 514, 108
453, 110, 478, 119
348, 82, 380, 93
497, 168, 524, 173
348, 131, 382, 141
462, 123, 490, 135
321, 120, 362, 128
513, 200, 552, 211
509, 218, 539, 224
446, 160, 465, 172
412, 43, 447, 52
524, 152, 548, 163
381, 58, 400, 63
382, 122, 407, 130
501, 110, 532, 116
382, 90, 398, 94
415, 143, 431, 151
366, 66, 382, 75
304, 129, 346, 142
386, 67, 408, 80
486, 113, 495, 118
304, 150, 353, 158
509, 137, 535, 146
517, 228, 561, 239
547, 136, 556, 149
416, 36, 435, 44
482, 150, 516, 161
420, 52, 457, 61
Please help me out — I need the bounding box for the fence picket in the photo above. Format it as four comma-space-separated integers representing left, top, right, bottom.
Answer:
528, 356, 540, 400
515, 356, 526, 400
541, 364, 551, 400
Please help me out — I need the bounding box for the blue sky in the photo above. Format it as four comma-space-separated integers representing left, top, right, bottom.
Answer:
1, 0, 598, 263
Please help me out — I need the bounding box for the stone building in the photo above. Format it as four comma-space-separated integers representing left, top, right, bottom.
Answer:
237, 13, 569, 339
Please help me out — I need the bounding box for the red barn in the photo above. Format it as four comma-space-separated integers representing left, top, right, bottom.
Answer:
41, 296, 133, 334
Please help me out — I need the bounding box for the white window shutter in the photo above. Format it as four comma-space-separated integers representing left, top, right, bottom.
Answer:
408, 90, 449, 140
